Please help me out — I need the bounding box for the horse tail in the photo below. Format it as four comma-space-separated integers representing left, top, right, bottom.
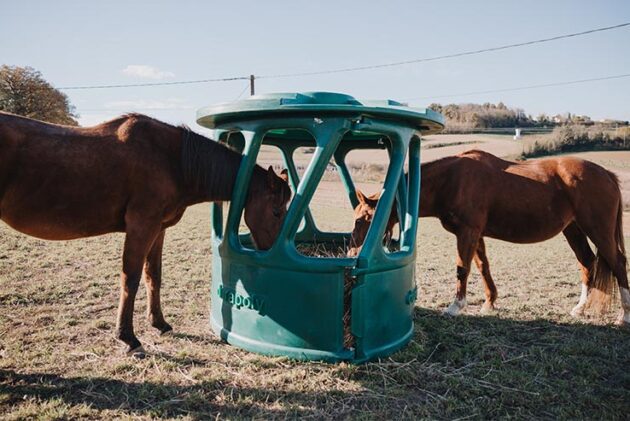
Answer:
616, 193, 626, 258
587, 172, 625, 313
589, 253, 618, 313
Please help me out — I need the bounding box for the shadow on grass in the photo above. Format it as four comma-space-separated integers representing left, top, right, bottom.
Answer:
1, 308, 629, 419
375, 307, 630, 419
0, 369, 363, 419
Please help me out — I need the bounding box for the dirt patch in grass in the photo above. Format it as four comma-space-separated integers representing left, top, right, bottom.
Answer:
422, 140, 480, 149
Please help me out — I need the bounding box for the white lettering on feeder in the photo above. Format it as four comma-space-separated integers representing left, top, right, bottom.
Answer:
217, 284, 265, 313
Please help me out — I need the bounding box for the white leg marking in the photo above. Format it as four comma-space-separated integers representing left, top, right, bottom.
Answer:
443, 298, 467, 316
480, 301, 497, 314
617, 288, 630, 325
571, 283, 589, 317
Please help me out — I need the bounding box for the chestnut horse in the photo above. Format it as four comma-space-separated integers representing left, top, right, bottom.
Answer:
349, 150, 629, 324
0, 112, 291, 353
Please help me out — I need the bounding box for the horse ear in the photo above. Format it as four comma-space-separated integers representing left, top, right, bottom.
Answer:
279, 168, 289, 182
365, 192, 380, 207
356, 189, 366, 204
266, 166, 279, 189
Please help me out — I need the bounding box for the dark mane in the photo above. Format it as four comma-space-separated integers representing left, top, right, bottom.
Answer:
180, 126, 244, 200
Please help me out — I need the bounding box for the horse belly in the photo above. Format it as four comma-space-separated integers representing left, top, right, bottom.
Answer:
0, 171, 128, 240
1, 199, 126, 240
484, 201, 572, 244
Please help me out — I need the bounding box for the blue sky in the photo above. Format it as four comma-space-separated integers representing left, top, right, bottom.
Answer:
2, 0, 629, 128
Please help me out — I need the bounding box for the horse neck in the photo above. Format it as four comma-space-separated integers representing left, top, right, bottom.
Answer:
180, 130, 252, 203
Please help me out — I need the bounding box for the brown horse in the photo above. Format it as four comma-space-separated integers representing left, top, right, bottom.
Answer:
349, 150, 629, 324
0, 111, 291, 353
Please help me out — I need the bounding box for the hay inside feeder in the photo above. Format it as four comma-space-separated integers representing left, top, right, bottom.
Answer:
296, 242, 356, 350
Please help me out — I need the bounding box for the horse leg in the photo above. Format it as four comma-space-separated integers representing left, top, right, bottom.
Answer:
444, 227, 480, 316
562, 223, 595, 317
116, 216, 162, 354
143, 230, 172, 334
473, 238, 498, 314
595, 241, 629, 325
579, 216, 629, 324
599, 241, 630, 325
620, 274, 630, 325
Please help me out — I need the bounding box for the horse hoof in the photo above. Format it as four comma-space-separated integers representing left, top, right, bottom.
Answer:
127, 345, 146, 357
161, 323, 173, 334
570, 306, 585, 318
480, 304, 497, 315
443, 307, 460, 316
614, 313, 630, 327
443, 300, 466, 316
150, 317, 173, 334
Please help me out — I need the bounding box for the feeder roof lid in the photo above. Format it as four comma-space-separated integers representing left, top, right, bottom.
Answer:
196, 91, 444, 134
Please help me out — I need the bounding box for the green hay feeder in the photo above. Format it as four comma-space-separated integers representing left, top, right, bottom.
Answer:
196, 92, 443, 362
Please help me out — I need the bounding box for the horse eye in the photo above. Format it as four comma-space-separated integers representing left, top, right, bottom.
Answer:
272, 208, 281, 218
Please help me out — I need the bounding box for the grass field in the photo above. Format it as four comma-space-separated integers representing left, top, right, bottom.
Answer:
1, 135, 629, 419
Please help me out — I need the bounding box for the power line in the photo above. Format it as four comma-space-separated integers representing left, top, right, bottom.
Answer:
79, 107, 194, 112
404, 72, 630, 101
58, 75, 248, 90
258, 22, 630, 79
56, 22, 630, 91
76, 72, 630, 112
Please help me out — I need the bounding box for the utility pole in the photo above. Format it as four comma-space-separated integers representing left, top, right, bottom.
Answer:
250, 75, 255, 96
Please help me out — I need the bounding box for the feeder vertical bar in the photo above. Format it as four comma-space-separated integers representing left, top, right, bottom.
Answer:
395, 168, 409, 245
401, 136, 421, 252
357, 128, 408, 264
224, 129, 265, 251
211, 129, 231, 242
334, 147, 359, 209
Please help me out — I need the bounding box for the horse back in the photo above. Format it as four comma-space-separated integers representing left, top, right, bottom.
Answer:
0, 112, 179, 178
428, 151, 609, 243
0, 112, 182, 239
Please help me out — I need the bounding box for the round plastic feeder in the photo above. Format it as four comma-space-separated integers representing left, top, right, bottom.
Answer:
197, 92, 444, 363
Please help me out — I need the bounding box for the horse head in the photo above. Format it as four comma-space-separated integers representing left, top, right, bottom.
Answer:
244, 166, 291, 250
347, 189, 398, 257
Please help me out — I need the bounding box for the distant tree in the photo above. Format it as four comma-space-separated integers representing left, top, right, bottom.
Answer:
428, 103, 443, 114
536, 113, 550, 125
0, 65, 78, 125
428, 102, 537, 132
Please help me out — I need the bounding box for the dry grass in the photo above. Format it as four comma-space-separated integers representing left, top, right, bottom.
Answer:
1, 204, 629, 419
1, 142, 630, 419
